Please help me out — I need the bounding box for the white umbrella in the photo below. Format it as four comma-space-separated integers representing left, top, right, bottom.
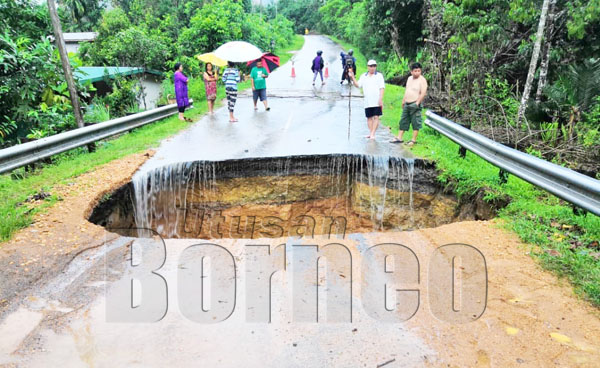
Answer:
214, 41, 263, 63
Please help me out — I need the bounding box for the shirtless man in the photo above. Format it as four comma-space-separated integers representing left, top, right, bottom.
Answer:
390, 62, 428, 146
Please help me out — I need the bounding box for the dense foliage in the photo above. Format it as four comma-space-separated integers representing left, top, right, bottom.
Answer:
0, 0, 83, 144
0, 0, 296, 148
278, 0, 600, 174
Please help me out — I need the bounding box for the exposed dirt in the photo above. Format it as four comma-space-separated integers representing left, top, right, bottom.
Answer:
1, 150, 599, 366
387, 221, 600, 367
89, 173, 462, 239
0, 150, 154, 318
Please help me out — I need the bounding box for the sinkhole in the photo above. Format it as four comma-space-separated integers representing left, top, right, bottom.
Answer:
89, 154, 487, 239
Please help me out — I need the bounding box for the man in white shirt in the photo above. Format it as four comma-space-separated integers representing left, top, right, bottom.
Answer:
390, 62, 428, 146
348, 59, 385, 140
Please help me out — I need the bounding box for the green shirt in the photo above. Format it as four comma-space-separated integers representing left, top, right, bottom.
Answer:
250, 67, 268, 90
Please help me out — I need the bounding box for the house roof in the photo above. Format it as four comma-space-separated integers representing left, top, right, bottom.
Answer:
63, 32, 98, 43
75, 67, 163, 84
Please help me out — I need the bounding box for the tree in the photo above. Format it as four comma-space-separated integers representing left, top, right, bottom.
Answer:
0, 33, 80, 145
365, 0, 424, 60
536, 0, 558, 102
318, 0, 351, 37
177, 0, 244, 56
59, 0, 105, 30
517, 0, 551, 129
278, 0, 323, 33
0, 0, 52, 39
80, 8, 172, 70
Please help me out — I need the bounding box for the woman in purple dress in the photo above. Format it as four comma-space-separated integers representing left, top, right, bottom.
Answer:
174, 63, 191, 122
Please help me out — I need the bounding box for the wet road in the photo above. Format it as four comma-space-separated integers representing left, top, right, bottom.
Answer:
1, 235, 435, 367
140, 35, 411, 173
2, 36, 600, 368
0, 36, 433, 368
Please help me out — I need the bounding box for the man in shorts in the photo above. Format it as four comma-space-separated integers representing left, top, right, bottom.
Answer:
391, 62, 428, 146
348, 59, 385, 140
250, 60, 270, 111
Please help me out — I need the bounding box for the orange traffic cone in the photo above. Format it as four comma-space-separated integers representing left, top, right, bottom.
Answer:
324, 63, 329, 78
291, 61, 296, 78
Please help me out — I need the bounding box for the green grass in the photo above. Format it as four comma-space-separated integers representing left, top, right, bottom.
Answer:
278, 35, 305, 65
381, 84, 406, 136
0, 36, 306, 244
332, 36, 600, 307
388, 94, 600, 307
0, 109, 204, 242
405, 107, 600, 308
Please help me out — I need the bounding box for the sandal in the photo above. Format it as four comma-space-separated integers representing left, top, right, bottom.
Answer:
390, 138, 403, 144
406, 140, 417, 146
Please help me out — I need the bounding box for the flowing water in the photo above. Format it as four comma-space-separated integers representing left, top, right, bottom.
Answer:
90, 154, 461, 239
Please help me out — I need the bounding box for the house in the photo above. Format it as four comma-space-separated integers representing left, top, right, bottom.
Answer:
75, 67, 164, 110
58, 32, 98, 54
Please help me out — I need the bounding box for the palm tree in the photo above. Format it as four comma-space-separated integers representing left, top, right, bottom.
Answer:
542, 58, 600, 140
60, 0, 85, 22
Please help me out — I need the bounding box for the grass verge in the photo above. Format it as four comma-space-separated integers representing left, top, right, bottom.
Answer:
335, 39, 600, 307
408, 120, 600, 307
0, 36, 306, 243
278, 35, 305, 65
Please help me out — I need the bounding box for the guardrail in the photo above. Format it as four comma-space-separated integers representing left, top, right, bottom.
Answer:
0, 102, 190, 175
425, 110, 600, 216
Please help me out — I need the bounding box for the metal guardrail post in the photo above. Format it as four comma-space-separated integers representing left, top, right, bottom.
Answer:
0, 102, 191, 175
498, 169, 509, 184
425, 110, 600, 216
458, 123, 470, 158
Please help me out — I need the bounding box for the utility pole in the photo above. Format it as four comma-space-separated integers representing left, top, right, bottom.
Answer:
47, 0, 85, 129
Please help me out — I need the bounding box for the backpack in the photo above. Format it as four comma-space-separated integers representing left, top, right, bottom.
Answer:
344, 54, 355, 68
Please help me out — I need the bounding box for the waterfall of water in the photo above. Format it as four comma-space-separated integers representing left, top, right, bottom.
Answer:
130, 155, 419, 239
364, 155, 390, 230
131, 161, 216, 238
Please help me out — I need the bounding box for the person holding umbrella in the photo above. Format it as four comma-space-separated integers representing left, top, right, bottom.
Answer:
250, 59, 270, 111
222, 61, 241, 122
173, 62, 192, 122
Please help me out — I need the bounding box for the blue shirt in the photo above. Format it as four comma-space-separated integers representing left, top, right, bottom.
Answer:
222, 68, 241, 90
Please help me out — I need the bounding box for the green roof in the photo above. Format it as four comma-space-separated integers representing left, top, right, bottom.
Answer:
75, 67, 163, 83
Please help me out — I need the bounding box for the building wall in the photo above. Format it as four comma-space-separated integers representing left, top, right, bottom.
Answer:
138, 74, 163, 110
65, 42, 80, 55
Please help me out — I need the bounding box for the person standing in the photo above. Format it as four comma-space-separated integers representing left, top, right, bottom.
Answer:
341, 49, 356, 85
348, 59, 385, 140
250, 59, 270, 111
222, 61, 241, 122
391, 62, 428, 146
174, 62, 192, 122
203, 62, 218, 114
311, 50, 325, 86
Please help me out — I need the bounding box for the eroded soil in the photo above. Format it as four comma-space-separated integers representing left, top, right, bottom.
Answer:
1, 149, 599, 366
